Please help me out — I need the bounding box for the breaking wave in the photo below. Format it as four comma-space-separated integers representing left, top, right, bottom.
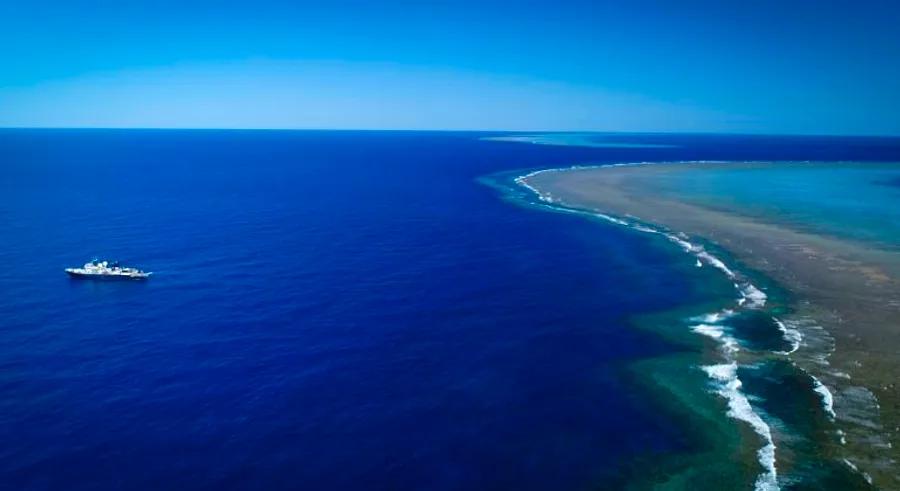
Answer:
811, 375, 837, 419
773, 318, 803, 355
703, 363, 779, 491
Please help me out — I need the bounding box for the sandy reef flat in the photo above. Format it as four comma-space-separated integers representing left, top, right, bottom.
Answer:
524, 162, 900, 488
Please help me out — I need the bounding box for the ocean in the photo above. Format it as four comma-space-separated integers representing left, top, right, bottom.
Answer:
1, 130, 899, 490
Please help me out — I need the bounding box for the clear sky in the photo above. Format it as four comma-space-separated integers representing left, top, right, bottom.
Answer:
2, 0, 898, 134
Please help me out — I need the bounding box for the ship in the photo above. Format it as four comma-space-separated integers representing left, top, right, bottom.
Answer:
65, 259, 151, 280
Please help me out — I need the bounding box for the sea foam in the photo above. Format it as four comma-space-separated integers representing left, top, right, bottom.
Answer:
773, 318, 802, 355
810, 376, 837, 419
703, 363, 779, 491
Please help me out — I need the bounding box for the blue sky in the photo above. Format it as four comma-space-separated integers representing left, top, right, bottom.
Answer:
1, 0, 898, 134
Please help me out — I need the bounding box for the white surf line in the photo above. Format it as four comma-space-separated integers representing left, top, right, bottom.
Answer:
692, 309, 735, 324
810, 375, 837, 420
842, 459, 874, 485
773, 318, 802, 355
515, 170, 781, 490
704, 363, 779, 491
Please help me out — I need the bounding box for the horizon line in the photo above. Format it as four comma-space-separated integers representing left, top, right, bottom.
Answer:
2, 126, 900, 139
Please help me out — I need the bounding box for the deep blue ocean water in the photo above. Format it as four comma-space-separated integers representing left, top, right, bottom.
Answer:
2, 130, 899, 490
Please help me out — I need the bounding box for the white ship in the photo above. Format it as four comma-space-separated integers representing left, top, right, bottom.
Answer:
65, 260, 151, 280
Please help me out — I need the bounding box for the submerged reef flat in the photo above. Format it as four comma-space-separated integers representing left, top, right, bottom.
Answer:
521, 162, 900, 489
482, 133, 676, 148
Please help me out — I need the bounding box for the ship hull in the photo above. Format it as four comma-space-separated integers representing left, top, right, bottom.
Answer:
65, 270, 150, 280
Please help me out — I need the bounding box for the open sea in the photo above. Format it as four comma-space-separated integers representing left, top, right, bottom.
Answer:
1, 130, 899, 490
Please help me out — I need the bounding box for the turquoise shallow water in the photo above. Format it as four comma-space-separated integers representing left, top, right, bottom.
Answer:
648, 162, 900, 250
483, 133, 676, 148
